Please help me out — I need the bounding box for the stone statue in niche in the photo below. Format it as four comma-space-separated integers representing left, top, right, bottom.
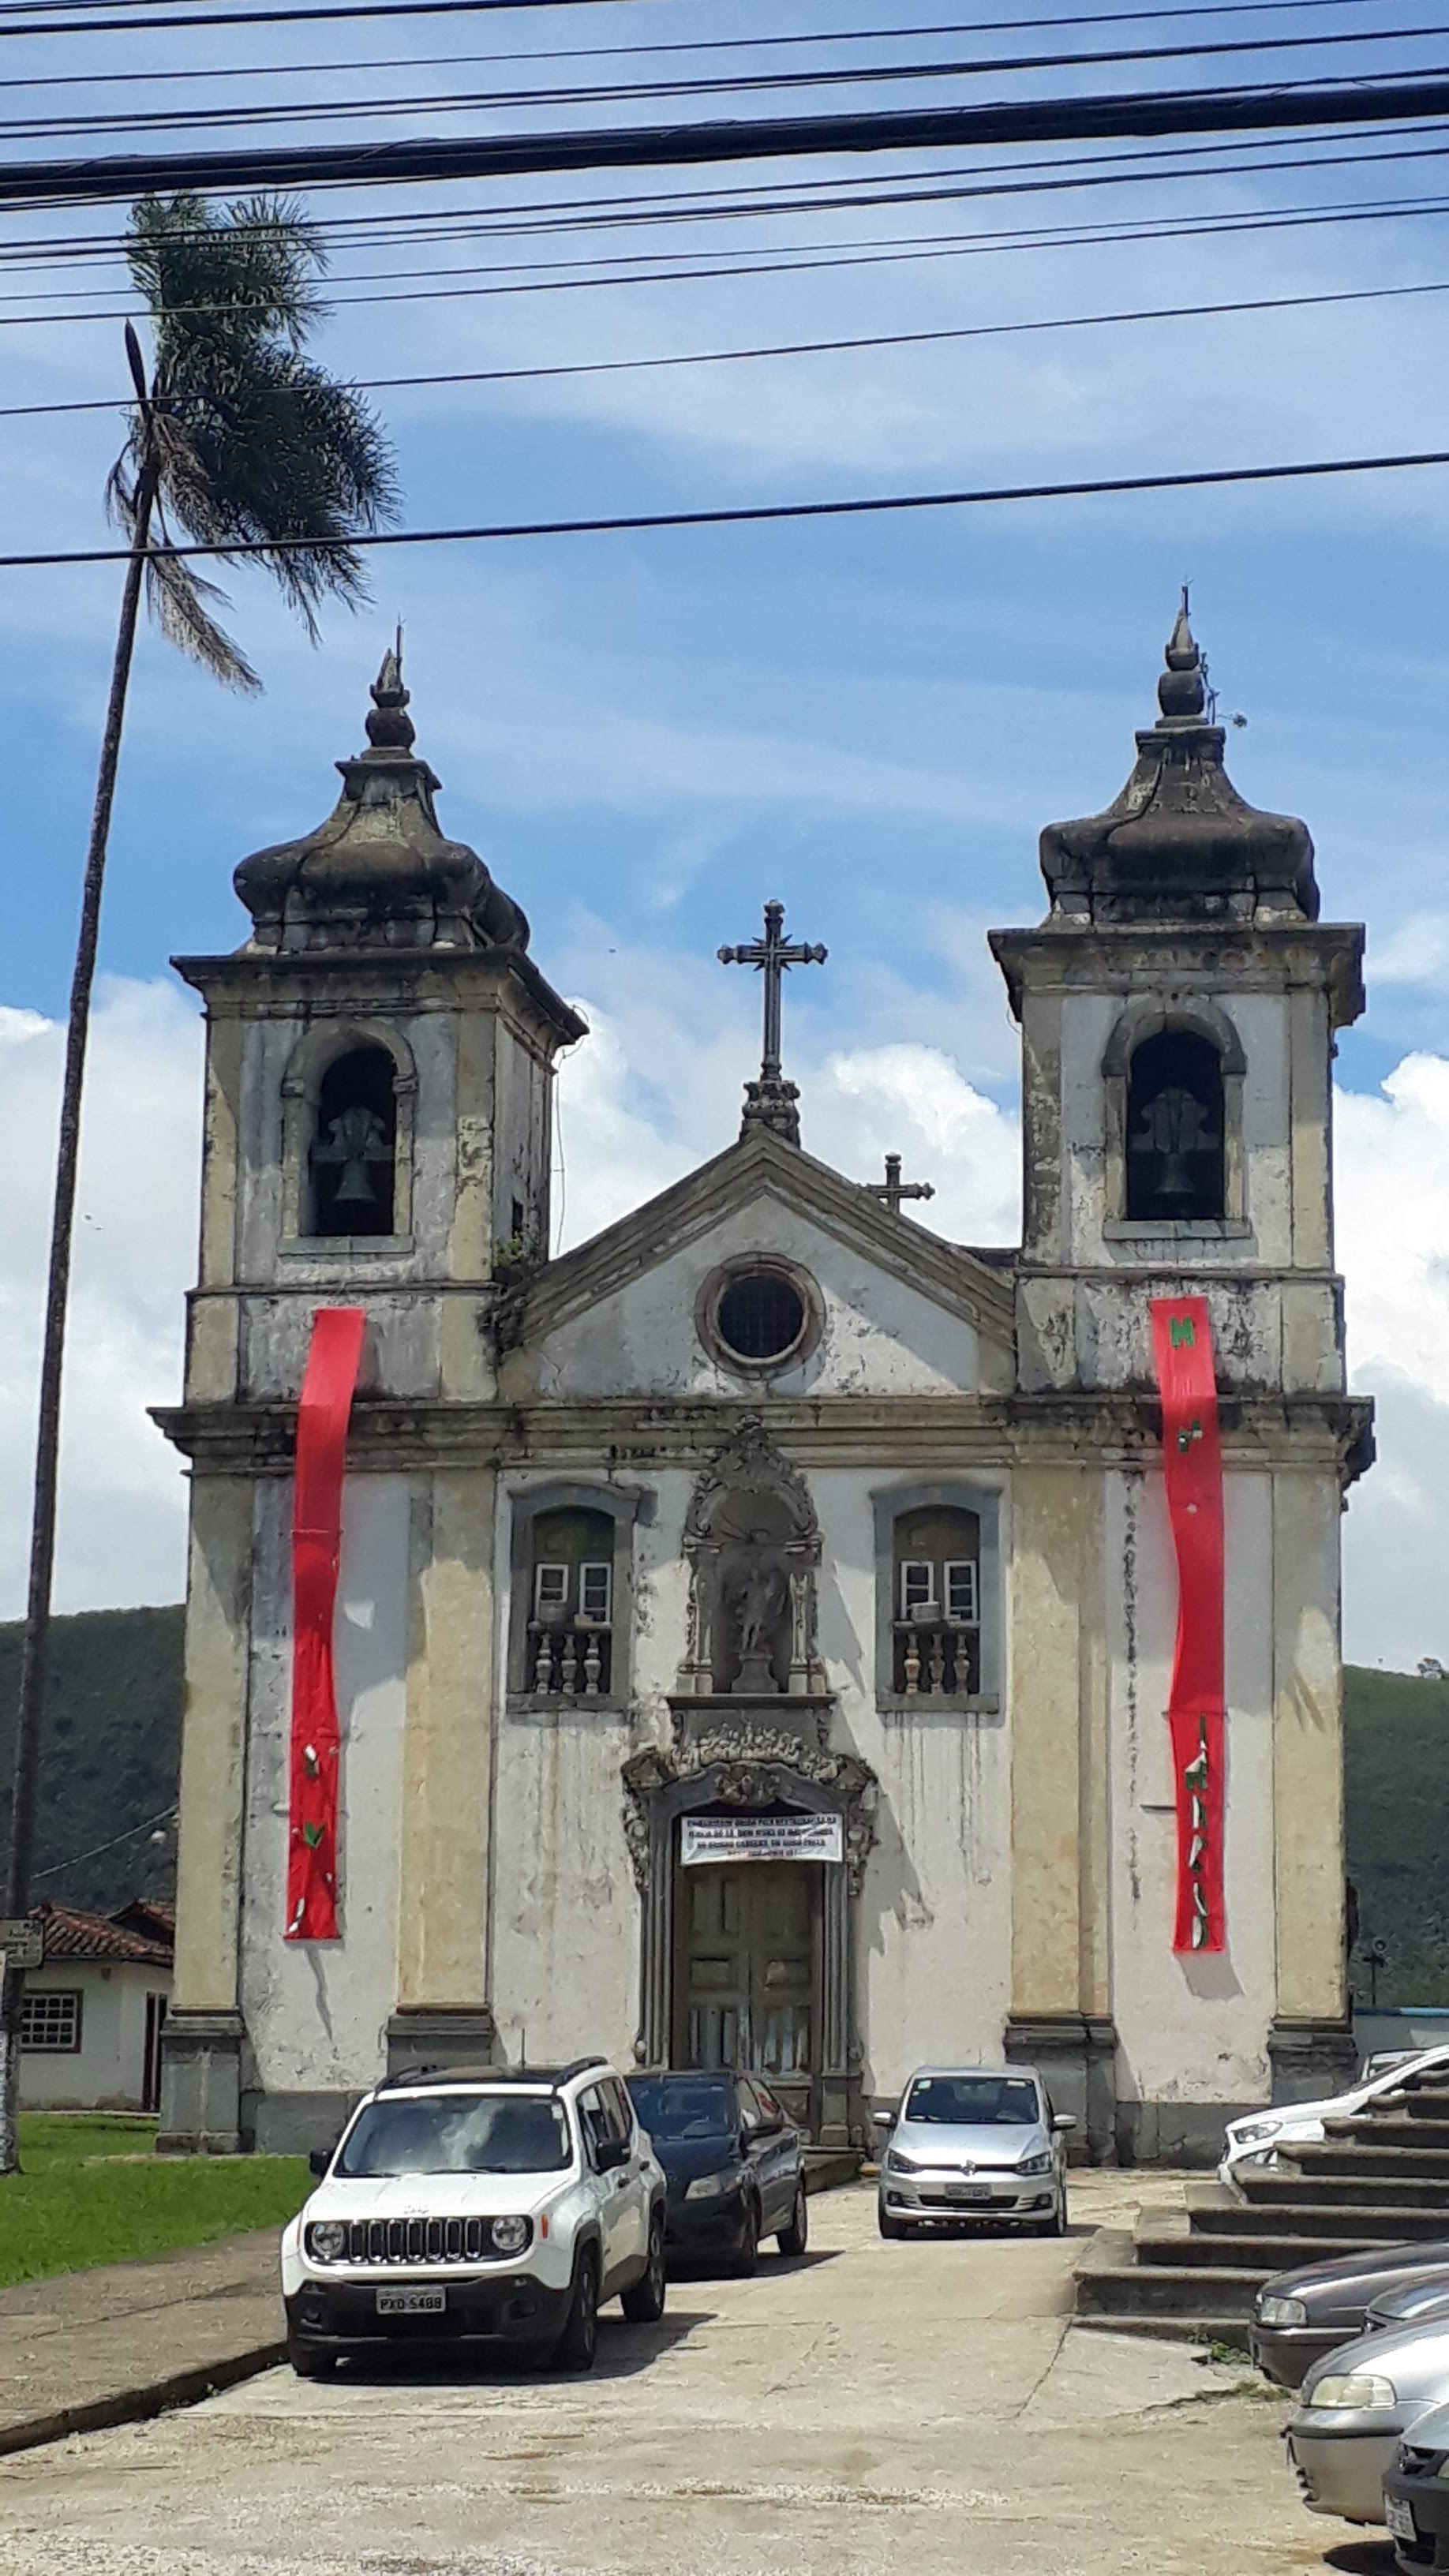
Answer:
676, 1417, 826, 1701
718, 1529, 792, 1694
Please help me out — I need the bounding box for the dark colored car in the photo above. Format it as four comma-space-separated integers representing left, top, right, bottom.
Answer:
627, 2071, 809, 2276
1252, 2243, 1449, 2391
1385, 2398, 1449, 2567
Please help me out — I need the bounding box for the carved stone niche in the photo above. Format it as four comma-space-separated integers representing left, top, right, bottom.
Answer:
676, 1414, 826, 1701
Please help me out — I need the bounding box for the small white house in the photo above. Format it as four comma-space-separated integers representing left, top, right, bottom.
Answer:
20, 1900, 173, 2114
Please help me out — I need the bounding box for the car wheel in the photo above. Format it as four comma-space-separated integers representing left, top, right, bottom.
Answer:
621, 2214, 667, 2323
286, 2329, 336, 2380
777, 2180, 809, 2258
551, 2246, 600, 2372
729, 2196, 760, 2277
878, 2204, 908, 2240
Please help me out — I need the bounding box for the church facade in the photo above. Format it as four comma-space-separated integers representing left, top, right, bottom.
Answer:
155, 607, 1372, 2165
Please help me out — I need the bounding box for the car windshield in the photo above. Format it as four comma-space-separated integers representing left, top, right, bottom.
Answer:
335, 2092, 571, 2177
904, 2076, 1041, 2127
627, 2076, 736, 2142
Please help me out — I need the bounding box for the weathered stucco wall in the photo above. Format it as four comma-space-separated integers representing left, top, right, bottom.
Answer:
526, 1204, 986, 1400
20, 1964, 170, 2111
240, 1473, 411, 2097
1106, 1464, 1279, 2112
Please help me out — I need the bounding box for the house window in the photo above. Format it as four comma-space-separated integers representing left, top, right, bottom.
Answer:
308, 1045, 398, 1238
1126, 1029, 1225, 1223
525, 1507, 615, 1698
891, 1505, 981, 1698
21, 1989, 82, 2053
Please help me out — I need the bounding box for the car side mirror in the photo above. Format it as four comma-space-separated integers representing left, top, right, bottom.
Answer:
308, 2147, 333, 2179
1051, 2114, 1076, 2135
872, 2108, 895, 2131
595, 2133, 629, 2173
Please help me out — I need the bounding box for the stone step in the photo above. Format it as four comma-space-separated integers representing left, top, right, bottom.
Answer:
1077, 2259, 1269, 2318
1328, 2115, 1449, 2148
1073, 2314, 1252, 2351
1280, 2145, 1449, 2185
1141, 2227, 1369, 2271
1216, 2197, 1449, 2241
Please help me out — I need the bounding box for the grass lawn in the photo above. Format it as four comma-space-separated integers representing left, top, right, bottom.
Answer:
0, 2114, 309, 2290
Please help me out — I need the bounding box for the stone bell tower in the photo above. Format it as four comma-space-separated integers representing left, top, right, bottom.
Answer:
156, 647, 584, 2152
989, 601, 1372, 2159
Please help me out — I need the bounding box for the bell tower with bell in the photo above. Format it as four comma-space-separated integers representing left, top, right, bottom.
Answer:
155, 645, 584, 2152
985, 599, 1372, 2156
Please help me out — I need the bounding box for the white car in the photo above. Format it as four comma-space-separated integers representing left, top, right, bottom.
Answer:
1220, 2043, 1449, 2192
281, 2056, 667, 2376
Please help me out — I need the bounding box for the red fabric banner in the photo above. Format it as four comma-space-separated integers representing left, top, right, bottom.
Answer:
1150, 1296, 1227, 1955
286, 1307, 365, 1944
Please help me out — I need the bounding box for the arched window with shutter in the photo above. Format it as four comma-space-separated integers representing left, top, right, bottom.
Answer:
873, 1481, 1002, 1713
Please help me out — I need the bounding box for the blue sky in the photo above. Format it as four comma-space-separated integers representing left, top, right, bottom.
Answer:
3, 0, 1449, 1658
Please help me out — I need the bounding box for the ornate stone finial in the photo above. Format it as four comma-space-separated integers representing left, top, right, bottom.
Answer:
1157, 585, 1207, 723
718, 900, 827, 1147
365, 626, 415, 751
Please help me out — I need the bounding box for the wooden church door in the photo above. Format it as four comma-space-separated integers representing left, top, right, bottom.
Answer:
674, 1859, 820, 2132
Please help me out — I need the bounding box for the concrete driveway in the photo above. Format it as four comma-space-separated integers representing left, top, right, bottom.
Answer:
0, 2181, 1383, 2576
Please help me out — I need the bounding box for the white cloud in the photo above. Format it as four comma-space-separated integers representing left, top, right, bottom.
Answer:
0, 979, 202, 1618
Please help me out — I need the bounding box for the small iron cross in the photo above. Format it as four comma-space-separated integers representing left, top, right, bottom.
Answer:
718, 899, 826, 1144
867, 1153, 935, 1216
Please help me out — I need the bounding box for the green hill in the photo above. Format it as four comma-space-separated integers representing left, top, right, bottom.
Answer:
0, 1616, 1440, 1994
1346, 1662, 1449, 2005
0, 1604, 183, 1915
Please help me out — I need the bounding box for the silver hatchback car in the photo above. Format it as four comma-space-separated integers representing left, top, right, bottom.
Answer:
874, 2065, 1073, 2237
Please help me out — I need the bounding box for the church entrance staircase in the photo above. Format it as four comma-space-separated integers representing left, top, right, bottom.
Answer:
1076, 2063, 1449, 2347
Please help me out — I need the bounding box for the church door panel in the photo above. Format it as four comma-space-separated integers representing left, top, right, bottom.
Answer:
673, 1851, 822, 2132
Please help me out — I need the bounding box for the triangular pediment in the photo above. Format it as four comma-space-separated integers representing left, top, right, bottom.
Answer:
511, 1126, 1015, 1392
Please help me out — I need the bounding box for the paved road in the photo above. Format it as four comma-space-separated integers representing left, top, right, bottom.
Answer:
0, 2182, 1376, 2576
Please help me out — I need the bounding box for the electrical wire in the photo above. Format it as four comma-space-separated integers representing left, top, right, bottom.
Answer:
8, 441, 1449, 569
0, 0, 1421, 39
7, 182, 1449, 323
3, 270, 1444, 421
9, 120, 1449, 278
15, 67, 1449, 210
12, 20, 1449, 149
30, 1804, 177, 1883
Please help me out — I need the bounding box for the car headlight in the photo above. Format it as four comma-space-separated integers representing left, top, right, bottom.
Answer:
685, 2170, 739, 2201
1308, 2375, 1398, 2410
305, 2221, 347, 2263
1017, 2151, 1054, 2177
1256, 2295, 1307, 2327
1232, 2120, 1282, 2148
489, 2215, 530, 2256
885, 2151, 916, 2174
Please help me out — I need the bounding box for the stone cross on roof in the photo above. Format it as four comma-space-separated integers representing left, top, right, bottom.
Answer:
867, 1153, 935, 1217
717, 899, 826, 1147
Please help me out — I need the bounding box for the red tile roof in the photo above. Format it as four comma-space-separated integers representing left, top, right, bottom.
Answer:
30, 1901, 173, 1968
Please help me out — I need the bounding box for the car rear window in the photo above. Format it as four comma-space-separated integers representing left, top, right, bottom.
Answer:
904, 2076, 1041, 2126
336, 2092, 571, 2176
627, 2076, 736, 2141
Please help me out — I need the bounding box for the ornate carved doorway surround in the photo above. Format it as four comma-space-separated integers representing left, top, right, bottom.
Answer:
623, 1724, 876, 2147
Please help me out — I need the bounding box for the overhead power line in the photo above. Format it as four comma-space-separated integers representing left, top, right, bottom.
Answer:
13, 69, 1449, 208
6, 182, 1449, 320
11, 21, 1449, 147
4, 271, 1447, 421
7, 442, 1449, 570
0, 0, 1413, 39
0, 0, 1431, 84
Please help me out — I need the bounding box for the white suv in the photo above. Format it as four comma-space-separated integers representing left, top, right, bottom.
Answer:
281, 2057, 667, 2376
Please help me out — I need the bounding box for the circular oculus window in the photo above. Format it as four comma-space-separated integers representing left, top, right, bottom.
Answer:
701, 1260, 819, 1372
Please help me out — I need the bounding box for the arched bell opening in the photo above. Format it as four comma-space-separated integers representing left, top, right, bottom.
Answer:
308, 1044, 398, 1237
1125, 1028, 1226, 1223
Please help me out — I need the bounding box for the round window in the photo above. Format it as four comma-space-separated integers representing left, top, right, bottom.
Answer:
715, 1270, 807, 1365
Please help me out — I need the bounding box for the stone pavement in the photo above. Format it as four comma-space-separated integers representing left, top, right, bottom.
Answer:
0, 2178, 1380, 2576
0, 2232, 283, 2456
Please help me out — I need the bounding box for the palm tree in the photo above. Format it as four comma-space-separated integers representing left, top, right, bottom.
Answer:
0, 192, 399, 2175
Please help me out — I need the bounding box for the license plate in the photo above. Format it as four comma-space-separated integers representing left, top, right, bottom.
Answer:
375, 2286, 446, 2316
945, 2183, 991, 2202
1386, 2496, 1417, 2544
